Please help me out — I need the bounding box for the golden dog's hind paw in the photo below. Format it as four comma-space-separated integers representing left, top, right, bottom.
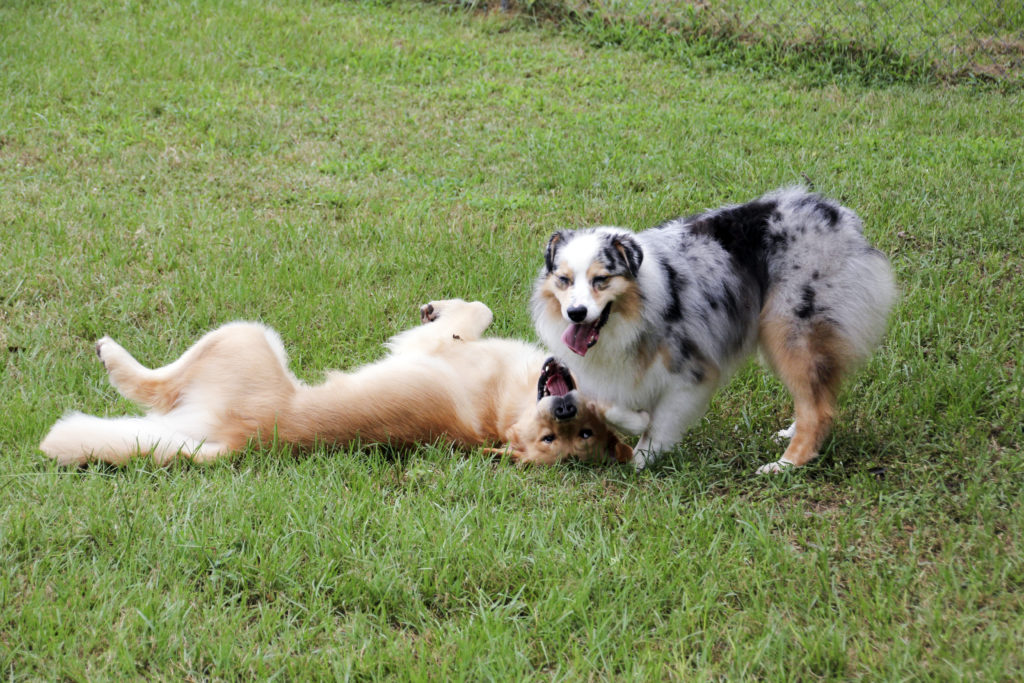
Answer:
95, 336, 120, 369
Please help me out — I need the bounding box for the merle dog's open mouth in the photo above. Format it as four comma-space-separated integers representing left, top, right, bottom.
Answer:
537, 357, 576, 401
561, 302, 612, 357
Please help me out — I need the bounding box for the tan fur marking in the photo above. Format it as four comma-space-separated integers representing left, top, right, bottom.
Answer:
538, 277, 564, 319
760, 314, 853, 467
605, 278, 643, 321
585, 262, 609, 281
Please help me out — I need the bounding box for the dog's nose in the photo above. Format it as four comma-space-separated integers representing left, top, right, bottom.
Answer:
553, 398, 577, 421
566, 306, 588, 323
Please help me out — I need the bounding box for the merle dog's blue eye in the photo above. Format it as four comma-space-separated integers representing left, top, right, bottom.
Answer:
579, 429, 593, 439
541, 434, 556, 443
592, 276, 609, 290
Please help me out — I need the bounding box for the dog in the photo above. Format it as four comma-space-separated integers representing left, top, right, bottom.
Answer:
40, 299, 638, 467
532, 187, 896, 473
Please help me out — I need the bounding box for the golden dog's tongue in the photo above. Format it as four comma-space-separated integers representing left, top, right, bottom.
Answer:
562, 323, 599, 357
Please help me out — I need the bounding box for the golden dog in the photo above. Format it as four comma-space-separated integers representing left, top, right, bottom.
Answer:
41, 300, 636, 466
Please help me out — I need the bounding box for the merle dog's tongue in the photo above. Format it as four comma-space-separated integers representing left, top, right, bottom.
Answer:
562, 322, 599, 357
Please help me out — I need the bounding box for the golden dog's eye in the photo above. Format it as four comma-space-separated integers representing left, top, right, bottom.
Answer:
592, 276, 609, 290
555, 275, 571, 289
579, 429, 593, 439
541, 434, 556, 443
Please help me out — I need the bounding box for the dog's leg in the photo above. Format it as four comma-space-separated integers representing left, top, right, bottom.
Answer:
386, 299, 494, 355
632, 382, 715, 470
96, 336, 202, 413
419, 299, 493, 340
758, 318, 847, 473
591, 402, 649, 435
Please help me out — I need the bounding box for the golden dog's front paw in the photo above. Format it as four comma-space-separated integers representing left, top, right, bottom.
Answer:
420, 303, 439, 324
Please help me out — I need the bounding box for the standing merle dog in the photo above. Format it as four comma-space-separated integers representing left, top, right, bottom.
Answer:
532, 187, 896, 472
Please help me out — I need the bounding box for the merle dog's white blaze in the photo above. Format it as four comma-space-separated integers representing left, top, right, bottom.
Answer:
557, 235, 605, 323
532, 187, 896, 472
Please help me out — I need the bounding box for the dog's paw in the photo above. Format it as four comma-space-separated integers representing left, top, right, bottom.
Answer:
95, 336, 127, 370
756, 458, 795, 474
600, 404, 650, 435
631, 451, 649, 471
420, 303, 437, 324
773, 421, 797, 442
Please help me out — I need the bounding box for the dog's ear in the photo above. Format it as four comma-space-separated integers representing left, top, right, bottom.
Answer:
544, 231, 568, 273
607, 433, 634, 463
611, 233, 643, 278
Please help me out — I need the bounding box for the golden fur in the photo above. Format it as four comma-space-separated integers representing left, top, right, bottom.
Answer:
40, 300, 632, 467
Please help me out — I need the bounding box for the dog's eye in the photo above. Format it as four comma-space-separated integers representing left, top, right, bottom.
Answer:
555, 275, 572, 289
579, 429, 593, 439
541, 434, 556, 444
592, 276, 609, 290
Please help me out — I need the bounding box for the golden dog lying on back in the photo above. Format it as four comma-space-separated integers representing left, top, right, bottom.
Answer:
41, 299, 638, 466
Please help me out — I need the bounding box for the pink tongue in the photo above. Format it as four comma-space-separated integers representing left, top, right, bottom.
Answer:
561, 323, 598, 357
546, 374, 570, 396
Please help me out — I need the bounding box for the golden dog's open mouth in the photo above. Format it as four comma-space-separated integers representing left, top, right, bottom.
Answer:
537, 357, 575, 400
560, 302, 612, 357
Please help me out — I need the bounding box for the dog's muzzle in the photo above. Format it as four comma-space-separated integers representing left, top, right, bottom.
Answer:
537, 357, 580, 422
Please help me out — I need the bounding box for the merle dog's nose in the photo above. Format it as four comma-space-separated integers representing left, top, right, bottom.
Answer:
553, 397, 577, 421
567, 306, 588, 323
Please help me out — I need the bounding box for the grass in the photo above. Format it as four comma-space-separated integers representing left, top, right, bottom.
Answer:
1, 0, 1022, 679
472, 0, 1024, 85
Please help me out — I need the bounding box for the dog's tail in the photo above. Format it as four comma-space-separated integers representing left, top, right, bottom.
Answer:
39, 412, 221, 466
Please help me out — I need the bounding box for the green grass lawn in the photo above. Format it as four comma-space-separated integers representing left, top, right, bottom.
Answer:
2, 0, 1022, 679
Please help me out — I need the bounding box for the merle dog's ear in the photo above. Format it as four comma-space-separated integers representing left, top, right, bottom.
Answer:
611, 233, 643, 278
544, 231, 568, 273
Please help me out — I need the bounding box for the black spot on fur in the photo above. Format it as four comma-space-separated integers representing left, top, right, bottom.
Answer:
795, 284, 817, 319
812, 270, 820, 280
660, 258, 685, 323
768, 231, 789, 254
797, 194, 840, 228
600, 244, 620, 271
686, 199, 777, 296
819, 202, 840, 227
721, 286, 740, 320
678, 337, 696, 361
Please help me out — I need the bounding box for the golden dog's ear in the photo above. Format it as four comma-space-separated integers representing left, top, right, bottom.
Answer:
484, 425, 526, 463
608, 434, 634, 463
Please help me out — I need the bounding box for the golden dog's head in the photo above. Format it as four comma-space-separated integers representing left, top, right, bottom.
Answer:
497, 358, 632, 465
532, 229, 644, 357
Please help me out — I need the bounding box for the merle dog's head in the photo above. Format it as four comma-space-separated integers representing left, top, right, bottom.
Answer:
533, 228, 644, 357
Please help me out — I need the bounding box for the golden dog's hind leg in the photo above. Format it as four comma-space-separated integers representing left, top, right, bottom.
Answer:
759, 318, 850, 473
96, 336, 191, 413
